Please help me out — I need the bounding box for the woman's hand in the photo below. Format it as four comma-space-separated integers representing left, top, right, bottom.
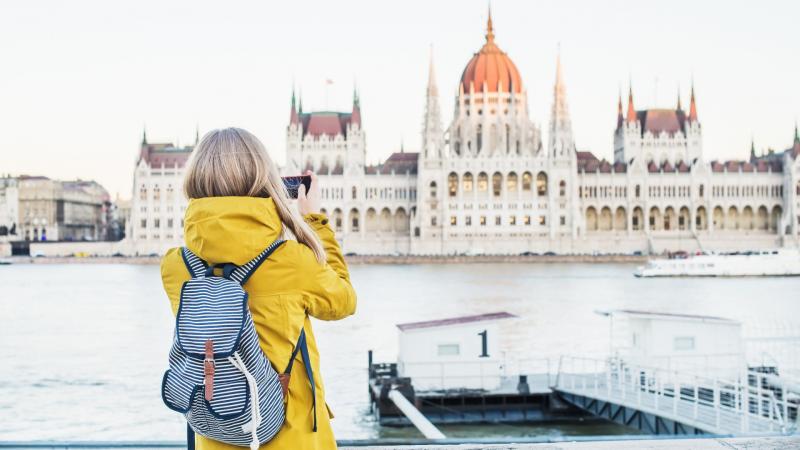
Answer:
297, 170, 321, 216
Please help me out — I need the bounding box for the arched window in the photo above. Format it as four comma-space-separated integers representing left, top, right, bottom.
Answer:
492, 172, 502, 197
507, 172, 518, 193
522, 172, 532, 191
559, 180, 566, 197
476, 125, 483, 152
349, 208, 360, 232
505, 124, 511, 152
429, 181, 437, 198
536, 172, 548, 196
448, 172, 458, 197
477, 172, 488, 192
463, 172, 474, 192
351, 186, 357, 200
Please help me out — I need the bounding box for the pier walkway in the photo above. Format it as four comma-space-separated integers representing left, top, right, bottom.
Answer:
553, 356, 798, 435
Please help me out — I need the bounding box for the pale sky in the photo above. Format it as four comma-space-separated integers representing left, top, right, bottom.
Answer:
1, 0, 798, 198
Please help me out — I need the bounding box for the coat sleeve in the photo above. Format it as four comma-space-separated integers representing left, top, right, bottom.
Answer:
298, 213, 357, 321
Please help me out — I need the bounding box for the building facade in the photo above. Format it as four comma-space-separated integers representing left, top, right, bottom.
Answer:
15, 176, 111, 242
129, 12, 800, 256
291, 12, 800, 255
126, 132, 193, 255
0, 177, 19, 241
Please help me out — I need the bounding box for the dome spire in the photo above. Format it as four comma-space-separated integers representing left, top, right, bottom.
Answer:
486, 5, 495, 43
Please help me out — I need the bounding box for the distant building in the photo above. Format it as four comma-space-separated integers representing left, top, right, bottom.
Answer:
17, 176, 111, 242
289, 10, 800, 255
127, 131, 193, 255
0, 177, 19, 241
132, 9, 800, 256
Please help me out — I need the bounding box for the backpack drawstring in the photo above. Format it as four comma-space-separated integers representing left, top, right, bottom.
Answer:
229, 352, 262, 450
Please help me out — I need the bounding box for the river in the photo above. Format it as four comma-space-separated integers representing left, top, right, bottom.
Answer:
1, 262, 798, 440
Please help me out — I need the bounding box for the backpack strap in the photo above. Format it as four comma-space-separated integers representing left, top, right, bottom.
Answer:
181, 247, 208, 278
283, 328, 317, 432
227, 239, 285, 285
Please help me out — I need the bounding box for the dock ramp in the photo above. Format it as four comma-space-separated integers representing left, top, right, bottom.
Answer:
553, 356, 797, 435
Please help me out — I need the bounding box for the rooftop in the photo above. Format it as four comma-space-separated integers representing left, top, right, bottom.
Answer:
600, 309, 739, 324
397, 311, 517, 331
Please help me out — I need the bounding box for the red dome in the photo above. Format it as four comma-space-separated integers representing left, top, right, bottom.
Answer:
460, 13, 523, 94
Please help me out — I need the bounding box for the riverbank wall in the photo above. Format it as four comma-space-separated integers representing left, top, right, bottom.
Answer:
7, 253, 648, 265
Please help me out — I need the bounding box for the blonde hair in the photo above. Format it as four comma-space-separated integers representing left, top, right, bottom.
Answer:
184, 127, 326, 264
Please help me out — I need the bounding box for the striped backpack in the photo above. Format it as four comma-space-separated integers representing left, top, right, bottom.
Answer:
161, 240, 317, 450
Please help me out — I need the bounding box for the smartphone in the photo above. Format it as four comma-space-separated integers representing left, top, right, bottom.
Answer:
281, 175, 312, 199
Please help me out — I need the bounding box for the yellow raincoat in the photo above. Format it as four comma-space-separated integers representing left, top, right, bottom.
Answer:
160, 196, 357, 450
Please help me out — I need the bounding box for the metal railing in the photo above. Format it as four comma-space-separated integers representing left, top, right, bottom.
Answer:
555, 356, 798, 434
399, 358, 552, 392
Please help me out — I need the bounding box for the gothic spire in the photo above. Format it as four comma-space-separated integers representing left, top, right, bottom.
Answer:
195, 124, 200, 145
677, 86, 682, 111
549, 50, 575, 157
689, 83, 698, 122
351, 85, 361, 126
422, 46, 443, 159
290, 89, 299, 125
427, 45, 438, 98
486, 6, 495, 44
141, 126, 147, 145
794, 121, 799, 144
617, 89, 624, 129
626, 85, 637, 123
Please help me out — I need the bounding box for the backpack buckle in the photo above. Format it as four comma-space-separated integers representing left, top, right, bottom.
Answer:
204, 339, 215, 401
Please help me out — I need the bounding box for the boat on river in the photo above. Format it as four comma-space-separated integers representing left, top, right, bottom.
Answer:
634, 248, 800, 277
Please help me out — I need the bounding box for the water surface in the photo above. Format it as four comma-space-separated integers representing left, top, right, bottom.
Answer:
1, 262, 797, 440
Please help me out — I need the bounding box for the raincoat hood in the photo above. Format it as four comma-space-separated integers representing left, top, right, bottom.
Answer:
184, 196, 283, 266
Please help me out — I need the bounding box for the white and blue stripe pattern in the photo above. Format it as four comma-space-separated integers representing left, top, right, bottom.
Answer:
162, 241, 287, 447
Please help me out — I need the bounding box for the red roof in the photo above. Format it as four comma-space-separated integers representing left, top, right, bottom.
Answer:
397, 312, 517, 331
366, 152, 419, 175
299, 112, 356, 138
139, 143, 192, 168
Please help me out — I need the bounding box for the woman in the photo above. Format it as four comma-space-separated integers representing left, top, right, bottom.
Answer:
160, 127, 357, 450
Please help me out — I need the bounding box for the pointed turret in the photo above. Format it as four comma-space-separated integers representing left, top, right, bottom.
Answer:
141, 127, 148, 145
626, 86, 637, 123
421, 46, 443, 159
195, 124, 200, 145
289, 90, 300, 126
549, 50, 575, 158
486, 6, 495, 44
794, 121, 799, 144
676, 87, 682, 111
750, 137, 756, 163
351, 88, 361, 126
616, 90, 624, 129
688, 84, 698, 122
298, 91, 303, 114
